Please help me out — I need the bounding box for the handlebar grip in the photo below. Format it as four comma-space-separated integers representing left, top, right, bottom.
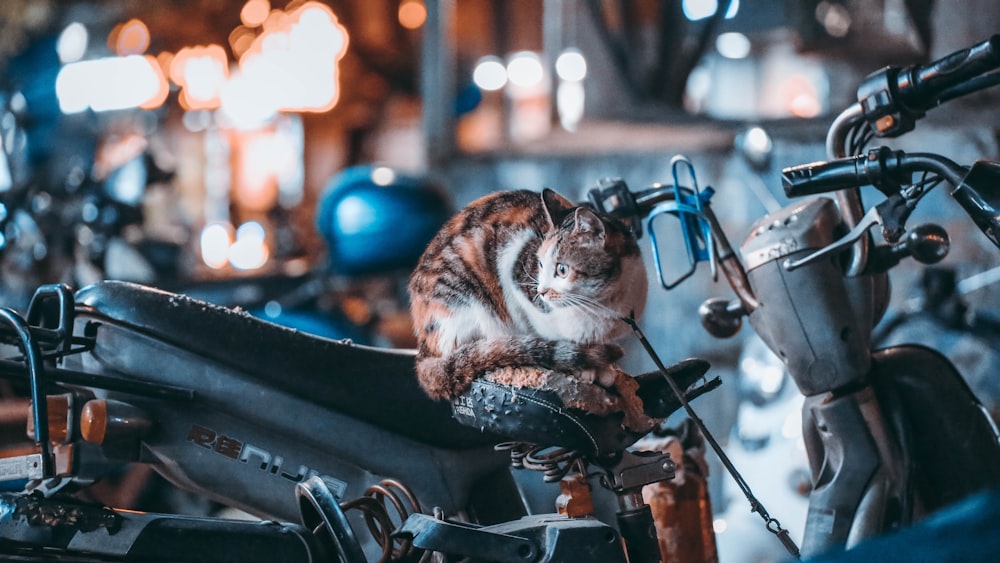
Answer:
782, 154, 869, 197
587, 177, 643, 237
858, 35, 1000, 136
899, 35, 1000, 111
781, 148, 905, 198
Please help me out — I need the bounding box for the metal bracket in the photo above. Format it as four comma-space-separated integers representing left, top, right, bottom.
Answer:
399, 513, 538, 562
602, 449, 676, 493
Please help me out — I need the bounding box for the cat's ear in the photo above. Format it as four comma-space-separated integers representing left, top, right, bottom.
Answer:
541, 188, 574, 229
573, 207, 606, 241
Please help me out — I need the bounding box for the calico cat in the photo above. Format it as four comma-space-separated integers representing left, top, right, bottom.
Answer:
408, 188, 648, 400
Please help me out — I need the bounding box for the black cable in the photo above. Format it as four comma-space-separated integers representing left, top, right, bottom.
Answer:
938, 70, 1000, 105
622, 314, 801, 560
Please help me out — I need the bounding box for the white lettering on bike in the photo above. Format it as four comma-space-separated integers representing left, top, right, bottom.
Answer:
187, 423, 347, 498
453, 396, 476, 419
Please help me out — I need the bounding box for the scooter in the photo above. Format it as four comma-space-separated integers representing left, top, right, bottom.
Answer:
591, 35, 1000, 558
1, 35, 999, 563
0, 275, 721, 562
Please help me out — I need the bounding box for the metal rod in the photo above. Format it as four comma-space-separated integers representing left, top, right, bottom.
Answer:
0, 358, 195, 401
0, 308, 52, 477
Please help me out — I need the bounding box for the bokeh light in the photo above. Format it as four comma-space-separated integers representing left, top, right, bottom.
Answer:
114, 19, 151, 56
398, 0, 427, 30
555, 48, 587, 82
229, 221, 269, 270
473, 56, 507, 91
716, 32, 751, 59
56, 55, 168, 113
200, 223, 234, 269
506, 51, 544, 89
241, 0, 270, 27
57, 22, 88, 64
683, 0, 739, 21
170, 45, 229, 111
371, 166, 396, 186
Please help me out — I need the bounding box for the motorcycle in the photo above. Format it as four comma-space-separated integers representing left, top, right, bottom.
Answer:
593, 34, 1000, 558
1, 35, 1000, 563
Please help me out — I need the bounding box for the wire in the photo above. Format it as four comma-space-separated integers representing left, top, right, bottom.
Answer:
622, 314, 801, 560
938, 71, 1000, 105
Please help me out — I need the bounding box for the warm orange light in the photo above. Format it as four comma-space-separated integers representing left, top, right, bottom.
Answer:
115, 19, 150, 55
229, 26, 257, 58
781, 74, 821, 118
241, 0, 271, 27
139, 55, 170, 109
398, 0, 427, 30
234, 1, 349, 115
155, 51, 174, 76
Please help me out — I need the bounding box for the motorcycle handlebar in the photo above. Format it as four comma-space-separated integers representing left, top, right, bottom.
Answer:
781, 148, 967, 198
857, 35, 1000, 137
895, 34, 1000, 112
587, 177, 759, 309
782, 148, 1000, 250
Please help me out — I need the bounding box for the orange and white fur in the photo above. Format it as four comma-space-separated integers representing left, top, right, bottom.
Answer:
408, 188, 647, 400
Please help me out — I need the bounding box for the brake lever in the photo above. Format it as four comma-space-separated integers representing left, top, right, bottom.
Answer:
783, 205, 882, 272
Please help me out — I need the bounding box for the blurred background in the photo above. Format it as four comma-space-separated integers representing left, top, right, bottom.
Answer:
0, 1, 998, 561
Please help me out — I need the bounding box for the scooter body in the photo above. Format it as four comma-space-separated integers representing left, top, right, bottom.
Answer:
1, 280, 694, 562
739, 196, 1000, 556
3, 281, 522, 561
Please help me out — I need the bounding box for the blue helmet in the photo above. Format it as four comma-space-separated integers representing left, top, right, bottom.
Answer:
316, 165, 451, 276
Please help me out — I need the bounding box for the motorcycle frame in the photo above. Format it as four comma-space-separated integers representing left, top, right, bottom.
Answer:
718, 194, 1000, 557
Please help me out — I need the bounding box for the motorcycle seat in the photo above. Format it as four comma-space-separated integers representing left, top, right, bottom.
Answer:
73, 281, 500, 450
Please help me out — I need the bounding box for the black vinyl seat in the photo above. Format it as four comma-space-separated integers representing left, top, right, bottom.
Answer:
73, 280, 499, 450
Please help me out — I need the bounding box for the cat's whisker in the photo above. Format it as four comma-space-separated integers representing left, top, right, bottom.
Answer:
559, 295, 603, 318
564, 293, 619, 318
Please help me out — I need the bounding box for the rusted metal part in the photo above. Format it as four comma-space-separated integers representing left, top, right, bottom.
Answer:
640, 422, 719, 563
556, 472, 594, 518
11, 493, 122, 534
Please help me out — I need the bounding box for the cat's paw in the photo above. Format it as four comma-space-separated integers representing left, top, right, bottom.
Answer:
552, 341, 622, 371
576, 368, 597, 384
574, 365, 619, 389
595, 365, 619, 388
581, 342, 624, 366
417, 357, 476, 400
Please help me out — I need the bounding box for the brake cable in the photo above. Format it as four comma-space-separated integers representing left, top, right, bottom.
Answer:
623, 313, 802, 560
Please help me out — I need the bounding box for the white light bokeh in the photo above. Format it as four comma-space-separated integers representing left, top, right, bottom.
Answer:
683, 0, 740, 21
371, 166, 396, 186
472, 56, 507, 91
556, 80, 585, 131
506, 52, 544, 89
555, 48, 587, 82
744, 126, 773, 157
56, 55, 167, 113
229, 221, 269, 270
200, 223, 233, 269
716, 32, 751, 59
57, 22, 88, 64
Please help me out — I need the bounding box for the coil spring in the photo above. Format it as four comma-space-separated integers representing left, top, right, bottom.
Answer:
495, 442, 584, 482
341, 478, 422, 562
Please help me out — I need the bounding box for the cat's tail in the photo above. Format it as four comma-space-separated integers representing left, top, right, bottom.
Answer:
415, 337, 623, 400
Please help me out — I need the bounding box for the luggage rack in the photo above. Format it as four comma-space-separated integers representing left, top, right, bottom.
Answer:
0, 284, 194, 481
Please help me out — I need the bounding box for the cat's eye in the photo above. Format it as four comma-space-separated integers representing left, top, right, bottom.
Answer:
555, 263, 569, 278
